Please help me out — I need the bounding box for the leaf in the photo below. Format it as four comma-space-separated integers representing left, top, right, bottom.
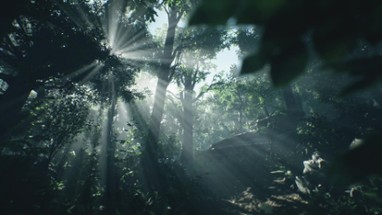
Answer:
240, 53, 267, 75
326, 56, 382, 94
235, 0, 286, 24
269, 40, 307, 86
329, 133, 382, 187
295, 176, 310, 194
191, 0, 382, 92
330, 56, 382, 76
316, 39, 356, 64
189, 0, 286, 26
313, 19, 358, 63
188, 0, 237, 26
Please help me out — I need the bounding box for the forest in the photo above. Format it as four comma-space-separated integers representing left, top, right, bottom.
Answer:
1, 0, 382, 214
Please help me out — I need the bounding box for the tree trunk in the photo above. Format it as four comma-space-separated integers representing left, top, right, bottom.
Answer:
180, 88, 194, 164
237, 92, 244, 132
279, 84, 305, 174
104, 78, 118, 214
146, 7, 178, 147
141, 76, 169, 192
282, 84, 304, 118
142, 7, 179, 193
147, 77, 170, 153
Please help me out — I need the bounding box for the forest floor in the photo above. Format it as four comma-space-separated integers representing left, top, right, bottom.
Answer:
216, 186, 309, 215
188, 143, 335, 215
184, 167, 315, 215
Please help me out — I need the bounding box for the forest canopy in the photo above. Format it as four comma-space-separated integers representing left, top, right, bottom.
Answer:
1, 0, 382, 214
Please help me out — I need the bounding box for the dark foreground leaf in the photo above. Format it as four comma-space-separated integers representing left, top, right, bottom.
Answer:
329, 134, 382, 186
188, 0, 236, 26
240, 53, 267, 75
269, 40, 308, 86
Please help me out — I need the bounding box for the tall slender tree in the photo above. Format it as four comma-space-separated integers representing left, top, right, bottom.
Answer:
142, 0, 229, 191
174, 51, 219, 164
177, 58, 205, 164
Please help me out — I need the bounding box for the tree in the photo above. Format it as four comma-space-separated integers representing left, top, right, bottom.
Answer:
173, 51, 212, 164
0, 83, 95, 214
0, 0, 52, 39
192, 68, 280, 149
0, 1, 108, 141
0, 1, 157, 214
140, 1, 185, 192
0, 0, 156, 141
142, 0, 228, 191
189, 0, 382, 184
190, 0, 382, 89
235, 25, 305, 129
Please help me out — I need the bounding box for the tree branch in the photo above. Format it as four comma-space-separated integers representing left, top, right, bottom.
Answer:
168, 63, 179, 82
163, 4, 170, 16
191, 62, 200, 89
166, 89, 181, 101
176, 10, 184, 23
193, 81, 224, 102
171, 44, 185, 61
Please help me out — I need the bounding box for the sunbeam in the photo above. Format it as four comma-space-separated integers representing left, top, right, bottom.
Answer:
79, 63, 104, 84
56, 1, 94, 30
3, 0, 382, 214
102, 1, 122, 49
98, 107, 109, 187
62, 60, 99, 81
55, 0, 155, 74
112, 29, 147, 52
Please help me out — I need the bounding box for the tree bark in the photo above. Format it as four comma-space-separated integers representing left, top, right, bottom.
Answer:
147, 76, 170, 153
282, 84, 304, 118
279, 84, 305, 174
104, 77, 118, 214
142, 6, 179, 193
180, 88, 194, 164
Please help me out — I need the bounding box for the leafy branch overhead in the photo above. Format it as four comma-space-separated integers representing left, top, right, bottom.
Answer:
189, 0, 382, 89
190, 0, 382, 186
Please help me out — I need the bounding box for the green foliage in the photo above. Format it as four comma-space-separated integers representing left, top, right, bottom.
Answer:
190, 0, 382, 187
189, 0, 236, 25
296, 114, 339, 157
1, 1, 382, 214
327, 56, 382, 94
193, 69, 282, 149
189, 0, 285, 26
190, 0, 382, 89
235, 27, 259, 55
177, 26, 230, 58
